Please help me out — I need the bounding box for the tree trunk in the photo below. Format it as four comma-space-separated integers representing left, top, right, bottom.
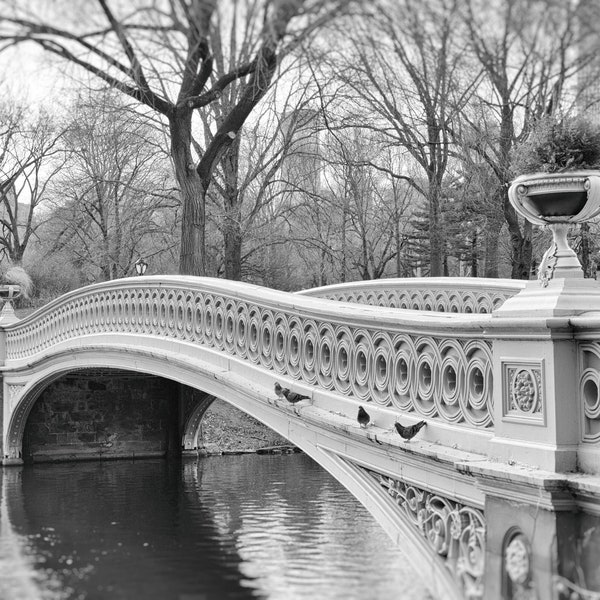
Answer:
429, 178, 444, 276
170, 113, 206, 276
471, 231, 479, 277
221, 140, 243, 281
484, 195, 504, 278
504, 194, 532, 279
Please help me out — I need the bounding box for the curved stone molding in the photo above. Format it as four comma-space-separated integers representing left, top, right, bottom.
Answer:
301, 277, 525, 314
373, 470, 485, 599
579, 343, 600, 442
2, 278, 495, 429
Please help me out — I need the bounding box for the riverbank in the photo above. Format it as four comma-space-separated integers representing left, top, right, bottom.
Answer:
194, 399, 299, 456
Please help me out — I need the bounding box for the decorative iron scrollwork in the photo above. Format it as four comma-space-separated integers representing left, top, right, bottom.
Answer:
374, 471, 485, 600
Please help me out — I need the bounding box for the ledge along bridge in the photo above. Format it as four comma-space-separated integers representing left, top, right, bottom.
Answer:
1, 271, 600, 600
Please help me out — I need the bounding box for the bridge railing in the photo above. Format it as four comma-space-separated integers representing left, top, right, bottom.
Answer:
1, 275, 597, 473
1, 277, 495, 431
300, 277, 525, 313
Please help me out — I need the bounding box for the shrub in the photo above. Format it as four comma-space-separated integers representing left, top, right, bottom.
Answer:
511, 115, 600, 176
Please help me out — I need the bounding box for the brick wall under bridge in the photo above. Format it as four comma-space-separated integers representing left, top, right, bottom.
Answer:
21, 369, 211, 462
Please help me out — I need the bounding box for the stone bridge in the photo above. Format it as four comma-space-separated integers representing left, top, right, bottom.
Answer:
1, 275, 600, 600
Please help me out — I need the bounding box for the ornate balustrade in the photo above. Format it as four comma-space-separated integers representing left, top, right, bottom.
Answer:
2, 276, 496, 431
301, 277, 525, 313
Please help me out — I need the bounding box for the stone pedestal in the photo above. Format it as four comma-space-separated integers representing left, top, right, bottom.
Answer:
490, 277, 600, 473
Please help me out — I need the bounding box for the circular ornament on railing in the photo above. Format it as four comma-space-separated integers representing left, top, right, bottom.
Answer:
259, 311, 275, 368
390, 334, 416, 412
287, 318, 302, 377
351, 329, 374, 401
438, 340, 466, 424
223, 301, 237, 352
316, 322, 336, 389
142, 291, 152, 330
234, 304, 249, 358
203, 295, 215, 342
181, 293, 194, 340
462, 342, 493, 427
156, 289, 167, 331
212, 296, 226, 350
334, 326, 353, 394
301, 320, 318, 384
272, 314, 289, 372
414, 338, 439, 418
192, 295, 204, 342
247, 306, 261, 363
581, 368, 600, 421
371, 332, 393, 406
174, 294, 186, 335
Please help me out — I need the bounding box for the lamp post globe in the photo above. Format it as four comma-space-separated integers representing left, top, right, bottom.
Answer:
134, 258, 148, 276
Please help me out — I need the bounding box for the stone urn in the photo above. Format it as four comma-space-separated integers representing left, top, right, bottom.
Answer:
0, 284, 21, 301
508, 170, 600, 285
0, 284, 21, 324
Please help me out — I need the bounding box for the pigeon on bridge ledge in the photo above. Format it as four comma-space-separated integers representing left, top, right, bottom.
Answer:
274, 382, 310, 404
274, 382, 287, 398
394, 420, 426, 441
357, 406, 371, 428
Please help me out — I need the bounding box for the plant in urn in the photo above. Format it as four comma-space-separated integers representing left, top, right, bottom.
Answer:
509, 115, 600, 286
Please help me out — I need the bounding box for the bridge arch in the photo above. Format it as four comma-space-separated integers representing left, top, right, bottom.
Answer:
5, 344, 466, 599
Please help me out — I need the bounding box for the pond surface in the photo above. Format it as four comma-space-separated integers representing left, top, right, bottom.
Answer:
0, 453, 432, 600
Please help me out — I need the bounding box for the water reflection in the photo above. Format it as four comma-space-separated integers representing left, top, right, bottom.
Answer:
1, 455, 432, 600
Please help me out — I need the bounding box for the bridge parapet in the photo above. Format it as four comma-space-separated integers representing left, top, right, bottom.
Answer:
301, 277, 525, 313
2, 275, 600, 475
2, 276, 496, 436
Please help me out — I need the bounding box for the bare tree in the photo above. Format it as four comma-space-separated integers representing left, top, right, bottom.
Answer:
459, 0, 593, 278
322, 0, 475, 276
47, 93, 178, 280
0, 100, 65, 264
0, 0, 348, 276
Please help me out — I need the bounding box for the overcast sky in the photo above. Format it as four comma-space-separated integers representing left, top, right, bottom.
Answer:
0, 42, 73, 109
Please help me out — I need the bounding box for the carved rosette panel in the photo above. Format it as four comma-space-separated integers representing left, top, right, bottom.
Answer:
372, 470, 485, 599
5, 284, 494, 429
579, 343, 600, 442
503, 532, 536, 600
502, 361, 544, 424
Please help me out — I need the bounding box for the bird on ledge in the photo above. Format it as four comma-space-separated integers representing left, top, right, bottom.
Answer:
274, 382, 310, 404
274, 382, 287, 398
357, 406, 371, 428
394, 420, 426, 441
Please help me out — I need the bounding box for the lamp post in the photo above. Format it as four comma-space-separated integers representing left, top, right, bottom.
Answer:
134, 258, 148, 276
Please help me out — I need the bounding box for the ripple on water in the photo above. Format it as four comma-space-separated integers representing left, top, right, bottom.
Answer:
1, 454, 432, 600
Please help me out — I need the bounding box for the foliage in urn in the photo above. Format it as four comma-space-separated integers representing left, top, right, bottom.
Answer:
0, 264, 33, 298
511, 115, 600, 176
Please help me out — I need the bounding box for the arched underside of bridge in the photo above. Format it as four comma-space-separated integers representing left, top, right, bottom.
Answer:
2, 335, 483, 600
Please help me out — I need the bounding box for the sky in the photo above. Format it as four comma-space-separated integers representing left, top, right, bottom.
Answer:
0, 42, 74, 109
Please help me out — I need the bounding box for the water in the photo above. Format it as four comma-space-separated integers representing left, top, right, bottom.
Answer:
0, 454, 432, 600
